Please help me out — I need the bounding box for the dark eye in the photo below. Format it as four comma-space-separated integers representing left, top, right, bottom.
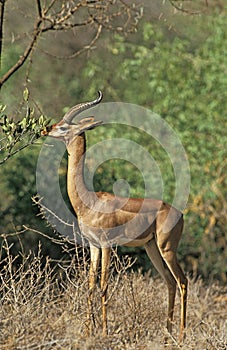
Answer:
60, 126, 67, 131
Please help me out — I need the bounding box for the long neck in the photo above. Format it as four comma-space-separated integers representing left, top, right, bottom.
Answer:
66, 133, 92, 215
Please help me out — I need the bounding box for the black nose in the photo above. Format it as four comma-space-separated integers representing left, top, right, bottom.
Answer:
41, 125, 53, 135
46, 125, 54, 132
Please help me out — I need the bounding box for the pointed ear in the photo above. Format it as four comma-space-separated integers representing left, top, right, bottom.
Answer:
78, 117, 95, 124
77, 117, 103, 132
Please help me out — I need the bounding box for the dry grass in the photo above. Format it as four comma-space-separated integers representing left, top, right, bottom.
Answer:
0, 244, 226, 350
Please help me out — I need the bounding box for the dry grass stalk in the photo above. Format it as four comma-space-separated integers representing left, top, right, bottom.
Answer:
0, 237, 226, 350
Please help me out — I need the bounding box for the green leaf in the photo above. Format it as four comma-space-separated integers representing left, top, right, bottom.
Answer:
23, 88, 29, 102
0, 105, 6, 114
19, 117, 27, 129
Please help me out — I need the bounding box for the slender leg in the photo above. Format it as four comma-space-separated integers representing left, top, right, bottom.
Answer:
100, 247, 111, 336
179, 272, 187, 341
145, 239, 177, 334
155, 213, 188, 342
157, 245, 188, 342
87, 244, 100, 335
167, 280, 177, 334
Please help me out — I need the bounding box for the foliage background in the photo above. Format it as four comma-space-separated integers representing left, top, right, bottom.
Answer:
0, 0, 226, 284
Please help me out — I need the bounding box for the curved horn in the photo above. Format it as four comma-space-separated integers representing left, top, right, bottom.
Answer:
63, 91, 103, 124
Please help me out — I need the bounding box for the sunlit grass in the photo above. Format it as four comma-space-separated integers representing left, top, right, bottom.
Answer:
0, 240, 226, 350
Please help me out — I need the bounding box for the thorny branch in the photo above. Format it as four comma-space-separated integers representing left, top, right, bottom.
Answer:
0, 0, 142, 88
39, 23, 103, 60
32, 195, 75, 229
0, 0, 5, 71
168, 0, 209, 14
0, 18, 42, 88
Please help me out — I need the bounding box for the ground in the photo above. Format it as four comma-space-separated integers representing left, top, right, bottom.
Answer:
0, 252, 226, 350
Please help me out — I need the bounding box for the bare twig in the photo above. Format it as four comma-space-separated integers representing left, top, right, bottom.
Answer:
0, 0, 142, 88
36, 0, 42, 18
169, 0, 208, 15
39, 23, 103, 60
0, 18, 42, 88
32, 195, 75, 228
0, 0, 5, 71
